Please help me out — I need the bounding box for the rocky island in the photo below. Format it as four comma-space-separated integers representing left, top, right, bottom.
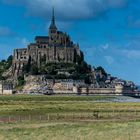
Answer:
0, 9, 138, 95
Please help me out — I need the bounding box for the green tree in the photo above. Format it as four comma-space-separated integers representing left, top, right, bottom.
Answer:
96, 66, 107, 76
23, 56, 31, 73
30, 65, 38, 75
40, 55, 46, 66
17, 76, 25, 86
55, 74, 67, 79
5, 55, 13, 69
0, 75, 5, 80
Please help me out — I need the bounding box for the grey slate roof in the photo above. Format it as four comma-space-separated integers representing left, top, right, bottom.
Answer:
35, 36, 49, 40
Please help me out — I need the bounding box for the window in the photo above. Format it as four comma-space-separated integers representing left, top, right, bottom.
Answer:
51, 30, 56, 33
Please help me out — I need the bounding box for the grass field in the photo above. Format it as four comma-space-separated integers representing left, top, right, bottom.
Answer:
0, 95, 140, 140
0, 121, 140, 140
0, 95, 117, 116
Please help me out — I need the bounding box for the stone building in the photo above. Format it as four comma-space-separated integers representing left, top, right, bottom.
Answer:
13, 8, 83, 78
0, 81, 13, 94
0, 82, 2, 94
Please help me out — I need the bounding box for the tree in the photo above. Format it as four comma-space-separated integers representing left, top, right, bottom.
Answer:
38, 67, 47, 75
17, 76, 25, 86
40, 55, 46, 66
55, 74, 67, 79
30, 65, 38, 75
0, 75, 5, 80
96, 66, 107, 76
5, 55, 13, 69
23, 56, 31, 73
7, 55, 13, 63
84, 75, 91, 84
1, 60, 6, 63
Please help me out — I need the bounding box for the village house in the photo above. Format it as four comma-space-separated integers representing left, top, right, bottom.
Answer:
0, 81, 13, 94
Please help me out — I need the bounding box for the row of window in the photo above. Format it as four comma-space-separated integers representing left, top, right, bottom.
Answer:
38, 45, 48, 49
20, 56, 27, 59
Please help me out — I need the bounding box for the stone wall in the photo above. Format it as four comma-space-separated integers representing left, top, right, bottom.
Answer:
88, 88, 115, 94
0, 83, 2, 94
3, 90, 13, 94
0, 82, 13, 94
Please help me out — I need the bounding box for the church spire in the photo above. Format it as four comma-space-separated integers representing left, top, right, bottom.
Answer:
49, 7, 57, 30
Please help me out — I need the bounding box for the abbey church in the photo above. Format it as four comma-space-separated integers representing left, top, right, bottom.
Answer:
12, 9, 83, 78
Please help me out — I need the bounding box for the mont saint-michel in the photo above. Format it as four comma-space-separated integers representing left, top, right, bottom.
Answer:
1, 2, 140, 140
0, 9, 138, 95
13, 9, 82, 79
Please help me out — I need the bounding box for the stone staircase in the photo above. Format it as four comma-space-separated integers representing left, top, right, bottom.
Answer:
2, 66, 12, 78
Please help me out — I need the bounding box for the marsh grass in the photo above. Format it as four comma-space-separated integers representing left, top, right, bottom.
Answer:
0, 121, 140, 140
0, 95, 140, 139
0, 95, 115, 102
0, 95, 140, 119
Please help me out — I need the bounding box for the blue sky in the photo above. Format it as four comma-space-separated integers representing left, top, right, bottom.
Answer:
0, 0, 140, 84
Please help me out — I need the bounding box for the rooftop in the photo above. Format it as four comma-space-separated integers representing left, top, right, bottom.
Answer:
35, 36, 49, 40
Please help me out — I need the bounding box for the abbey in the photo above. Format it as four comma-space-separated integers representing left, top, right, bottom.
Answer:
13, 9, 83, 78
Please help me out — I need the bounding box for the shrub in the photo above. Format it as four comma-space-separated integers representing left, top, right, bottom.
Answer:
18, 76, 25, 86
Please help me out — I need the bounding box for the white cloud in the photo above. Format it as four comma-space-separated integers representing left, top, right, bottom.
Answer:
101, 43, 109, 50
121, 50, 140, 59
0, 26, 15, 37
127, 14, 140, 29
104, 56, 114, 65
14, 37, 29, 48
0, 37, 29, 59
21, 38, 29, 46
1, 0, 129, 20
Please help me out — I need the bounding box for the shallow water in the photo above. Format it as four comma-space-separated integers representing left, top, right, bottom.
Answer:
107, 96, 140, 103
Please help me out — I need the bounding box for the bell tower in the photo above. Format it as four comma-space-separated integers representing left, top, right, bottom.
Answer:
49, 7, 57, 36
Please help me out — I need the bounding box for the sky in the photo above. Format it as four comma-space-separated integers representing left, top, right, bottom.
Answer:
0, 0, 140, 84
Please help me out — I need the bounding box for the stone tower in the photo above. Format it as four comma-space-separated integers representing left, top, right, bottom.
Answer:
12, 8, 84, 78
49, 8, 57, 37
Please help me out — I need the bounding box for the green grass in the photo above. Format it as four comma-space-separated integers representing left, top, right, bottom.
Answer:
0, 121, 140, 140
0, 95, 139, 117
0, 95, 115, 101
0, 95, 116, 115
0, 95, 140, 140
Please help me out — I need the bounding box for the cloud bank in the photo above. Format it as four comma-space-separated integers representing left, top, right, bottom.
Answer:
0, 26, 15, 37
1, 0, 129, 20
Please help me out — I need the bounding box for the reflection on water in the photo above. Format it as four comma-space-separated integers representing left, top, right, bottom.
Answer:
114, 96, 140, 102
